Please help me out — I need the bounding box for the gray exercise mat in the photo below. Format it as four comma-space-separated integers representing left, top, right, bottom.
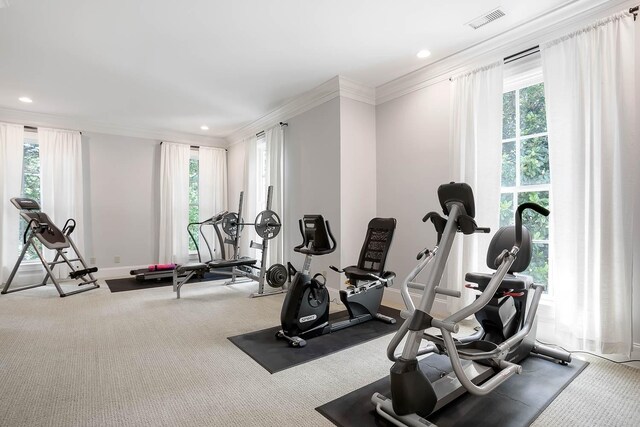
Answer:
105, 271, 230, 293
316, 354, 588, 427
227, 305, 402, 374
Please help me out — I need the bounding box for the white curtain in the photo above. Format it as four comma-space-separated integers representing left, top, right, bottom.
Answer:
39, 127, 84, 277
158, 142, 190, 264
240, 136, 258, 258
540, 12, 636, 354
446, 62, 503, 313
264, 125, 284, 265
0, 123, 24, 284
198, 146, 228, 260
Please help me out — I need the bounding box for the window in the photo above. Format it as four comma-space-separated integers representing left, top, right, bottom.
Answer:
500, 81, 550, 292
18, 134, 42, 261
188, 149, 199, 253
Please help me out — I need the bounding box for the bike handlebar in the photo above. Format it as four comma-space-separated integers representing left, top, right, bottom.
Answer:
515, 203, 549, 246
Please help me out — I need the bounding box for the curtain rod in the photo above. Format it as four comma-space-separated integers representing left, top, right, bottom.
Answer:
24, 125, 82, 135
256, 122, 289, 137
504, 46, 540, 64
159, 141, 227, 151
504, 6, 638, 63
448, 45, 541, 81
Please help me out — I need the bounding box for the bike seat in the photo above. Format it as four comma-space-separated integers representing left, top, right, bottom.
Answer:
465, 272, 530, 291
343, 266, 393, 282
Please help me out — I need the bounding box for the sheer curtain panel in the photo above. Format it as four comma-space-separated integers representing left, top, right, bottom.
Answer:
198, 146, 228, 260
159, 142, 190, 264
0, 123, 24, 283
39, 127, 84, 277
541, 11, 636, 354
446, 62, 503, 314
265, 125, 284, 266
241, 136, 258, 258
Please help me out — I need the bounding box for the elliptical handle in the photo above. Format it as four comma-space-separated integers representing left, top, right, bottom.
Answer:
325, 219, 337, 252
422, 211, 440, 223
293, 219, 306, 253
422, 211, 447, 244
515, 203, 549, 247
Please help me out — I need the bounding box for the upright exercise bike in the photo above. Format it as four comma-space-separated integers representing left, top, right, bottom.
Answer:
371, 182, 572, 426
277, 215, 397, 347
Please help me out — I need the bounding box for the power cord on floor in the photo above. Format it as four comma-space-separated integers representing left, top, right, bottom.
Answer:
537, 339, 640, 365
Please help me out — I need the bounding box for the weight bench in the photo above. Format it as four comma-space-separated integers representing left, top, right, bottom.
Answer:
172, 257, 257, 299
2, 198, 100, 297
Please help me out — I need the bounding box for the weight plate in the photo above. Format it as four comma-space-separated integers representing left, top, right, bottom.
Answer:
221, 212, 244, 238
254, 210, 281, 240
266, 263, 288, 288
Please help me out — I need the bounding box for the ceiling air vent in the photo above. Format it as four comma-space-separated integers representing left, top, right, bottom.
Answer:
467, 7, 506, 30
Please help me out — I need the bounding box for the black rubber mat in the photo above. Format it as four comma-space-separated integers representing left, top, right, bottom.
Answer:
105, 270, 231, 293
317, 353, 588, 427
227, 306, 402, 374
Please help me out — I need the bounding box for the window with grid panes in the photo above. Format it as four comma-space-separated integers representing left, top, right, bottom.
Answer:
501, 82, 551, 291
18, 135, 42, 261
188, 149, 199, 252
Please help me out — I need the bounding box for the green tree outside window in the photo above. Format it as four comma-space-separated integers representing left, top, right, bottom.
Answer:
500, 82, 550, 291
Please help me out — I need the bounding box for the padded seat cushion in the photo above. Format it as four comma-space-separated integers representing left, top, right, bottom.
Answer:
465, 272, 529, 291
176, 263, 208, 273
344, 266, 380, 281
207, 258, 257, 269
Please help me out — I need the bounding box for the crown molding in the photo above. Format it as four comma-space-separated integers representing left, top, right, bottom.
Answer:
0, 107, 227, 147
225, 76, 342, 146
225, 75, 376, 146
338, 76, 376, 105
375, 0, 634, 105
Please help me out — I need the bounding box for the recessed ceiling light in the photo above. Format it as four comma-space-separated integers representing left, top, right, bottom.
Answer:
200, 125, 209, 131
416, 50, 431, 59
19, 96, 33, 103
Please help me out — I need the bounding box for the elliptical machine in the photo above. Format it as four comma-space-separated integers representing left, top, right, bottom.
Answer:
277, 215, 397, 348
371, 182, 571, 426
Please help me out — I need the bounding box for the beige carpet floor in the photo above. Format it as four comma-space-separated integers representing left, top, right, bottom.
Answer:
0, 279, 638, 427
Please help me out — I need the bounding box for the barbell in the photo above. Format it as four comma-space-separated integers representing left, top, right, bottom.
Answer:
221, 209, 282, 240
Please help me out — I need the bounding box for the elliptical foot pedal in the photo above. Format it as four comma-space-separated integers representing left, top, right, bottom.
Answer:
375, 313, 397, 324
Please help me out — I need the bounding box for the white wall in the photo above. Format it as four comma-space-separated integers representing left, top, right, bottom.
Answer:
375, 80, 452, 310
82, 132, 227, 274
83, 132, 160, 271
339, 97, 377, 270
284, 98, 342, 284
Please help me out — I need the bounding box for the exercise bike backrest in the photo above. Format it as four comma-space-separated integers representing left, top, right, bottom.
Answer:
356, 217, 396, 275
294, 215, 336, 255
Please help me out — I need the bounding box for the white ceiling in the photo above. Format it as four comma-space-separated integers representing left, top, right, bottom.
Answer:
0, 0, 590, 139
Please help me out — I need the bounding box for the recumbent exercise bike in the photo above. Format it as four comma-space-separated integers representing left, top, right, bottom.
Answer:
277, 215, 397, 347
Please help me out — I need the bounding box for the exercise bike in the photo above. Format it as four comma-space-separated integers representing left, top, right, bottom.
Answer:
276, 215, 397, 348
371, 182, 572, 426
